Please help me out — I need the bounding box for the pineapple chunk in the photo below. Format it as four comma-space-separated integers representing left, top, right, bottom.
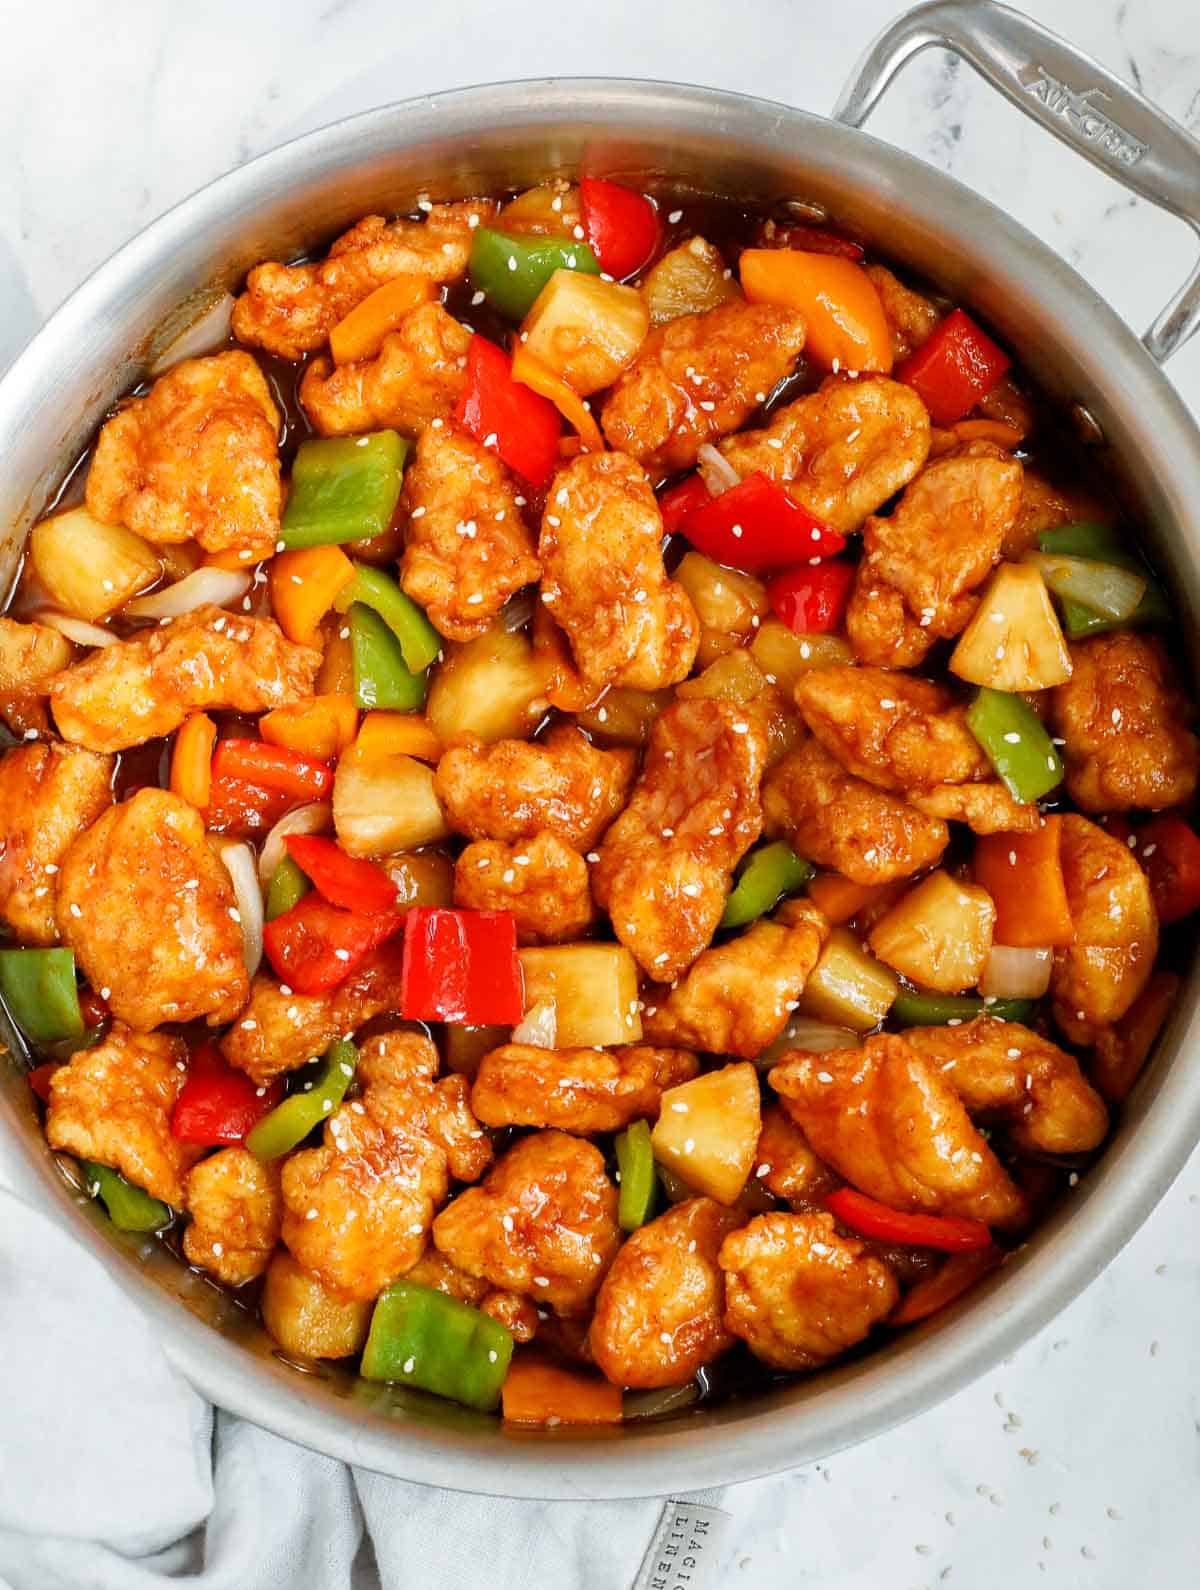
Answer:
444, 1024, 510, 1079
796, 927, 899, 1032
868, 871, 996, 993
425, 625, 549, 747
520, 270, 649, 396
950, 563, 1072, 691
575, 686, 673, 746
517, 944, 641, 1048
380, 850, 454, 911
677, 648, 803, 766
674, 551, 768, 667
30, 506, 161, 621
498, 181, 582, 238
333, 752, 449, 857
650, 1063, 761, 1205
316, 614, 354, 695
261, 1251, 371, 1360
642, 236, 740, 326
750, 620, 855, 696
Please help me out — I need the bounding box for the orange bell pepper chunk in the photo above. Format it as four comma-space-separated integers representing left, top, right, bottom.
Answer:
739, 249, 893, 374
1091, 970, 1179, 1104
501, 1354, 623, 1426
806, 873, 893, 926
169, 712, 217, 810
889, 1247, 1003, 1327
349, 711, 442, 766
510, 345, 605, 452
329, 275, 437, 365
951, 418, 1024, 449
269, 545, 356, 647
204, 548, 263, 571
974, 817, 1073, 948
261, 694, 359, 760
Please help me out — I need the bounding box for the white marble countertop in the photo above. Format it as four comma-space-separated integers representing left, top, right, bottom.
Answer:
2, 2, 1199, 1587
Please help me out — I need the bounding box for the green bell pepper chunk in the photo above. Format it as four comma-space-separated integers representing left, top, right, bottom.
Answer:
721, 841, 814, 929
349, 604, 428, 711
280, 432, 409, 549
891, 993, 1035, 1027
266, 855, 310, 922
360, 1280, 514, 1410
468, 227, 601, 320
84, 1162, 172, 1232
335, 564, 441, 673
965, 687, 1063, 804
0, 948, 84, 1045
615, 1119, 657, 1232
1037, 523, 1169, 637
245, 1039, 358, 1160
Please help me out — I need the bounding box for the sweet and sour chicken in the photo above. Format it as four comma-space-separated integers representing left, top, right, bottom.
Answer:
9, 177, 1194, 1427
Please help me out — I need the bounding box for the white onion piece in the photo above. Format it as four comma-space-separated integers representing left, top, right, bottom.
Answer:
979, 944, 1053, 1000
38, 610, 118, 648
623, 1382, 701, 1421
214, 838, 264, 977
123, 566, 251, 620
257, 801, 331, 885
500, 588, 537, 632
755, 1015, 863, 1071
511, 999, 557, 1049
147, 292, 236, 376
696, 442, 741, 497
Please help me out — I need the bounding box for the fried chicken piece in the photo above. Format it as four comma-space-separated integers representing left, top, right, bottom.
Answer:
280, 1105, 449, 1301
183, 1147, 282, 1286
454, 830, 594, 944
539, 452, 699, 691
719, 1211, 898, 1371
592, 697, 767, 981
904, 1018, 1108, 1156
846, 442, 1023, 669
56, 788, 248, 1031
763, 739, 948, 886
601, 299, 807, 474
1004, 469, 1115, 559
642, 900, 829, 1058
1090, 971, 1178, 1105
299, 302, 471, 438
396, 421, 539, 642
357, 1029, 492, 1183
45, 1024, 196, 1205
231, 201, 498, 360
1051, 814, 1157, 1045
0, 741, 113, 944
754, 1104, 841, 1209
471, 1044, 697, 1134
85, 352, 281, 559
480, 1289, 539, 1342
435, 723, 635, 850
221, 940, 405, 1086
1050, 632, 1199, 813
907, 781, 1041, 835
50, 606, 320, 754
432, 1131, 619, 1315
261, 1251, 372, 1359
718, 376, 931, 533
0, 616, 73, 736
589, 1199, 741, 1388
769, 1035, 1027, 1226
863, 264, 942, 361
401, 1244, 489, 1304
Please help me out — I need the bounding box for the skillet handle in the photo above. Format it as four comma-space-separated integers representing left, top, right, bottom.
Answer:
831, 0, 1200, 365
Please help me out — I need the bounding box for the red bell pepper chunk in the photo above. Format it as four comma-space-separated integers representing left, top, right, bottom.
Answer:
27, 1062, 60, 1102
263, 893, 404, 995
171, 1042, 283, 1146
678, 472, 845, 572
895, 308, 1011, 427
1136, 816, 1200, 925
767, 561, 856, 633
284, 834, 398, 915
78, 988, 110, 1027
827, 1187, 993, 1252
400, 907, 524, 1025
580, 178, 661, 280
211, 739, 332, 802
206, 774, 298, 837
658, 474, 711, 537
454, 335, 561, 488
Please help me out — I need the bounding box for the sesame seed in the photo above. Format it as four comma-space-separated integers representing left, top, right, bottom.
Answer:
211, 1242, 224, 1256
683, 1138, 695, 1154
668, 209, 683, 223
533, 1275, 550, 1287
